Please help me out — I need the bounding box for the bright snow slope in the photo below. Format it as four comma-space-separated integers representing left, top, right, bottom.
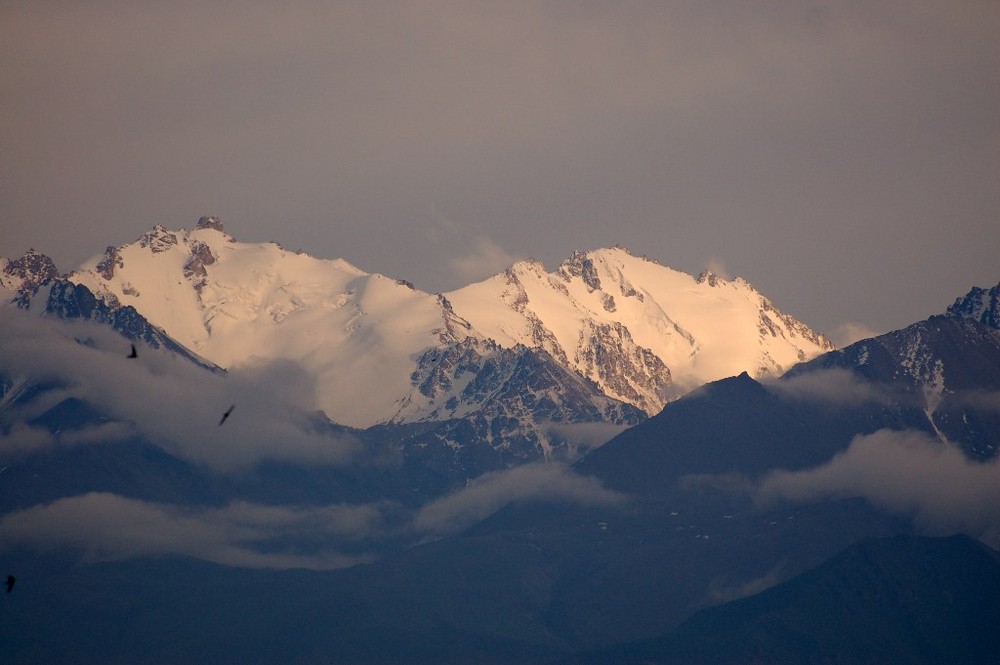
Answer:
68, 222, 459, 427
63, 222, 832, 428
445, 247, 833, 413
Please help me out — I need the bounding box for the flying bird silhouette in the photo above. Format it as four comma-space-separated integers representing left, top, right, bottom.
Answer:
127, 344, 138, 358
6, 575, 14, 593
218, 404, 235, 426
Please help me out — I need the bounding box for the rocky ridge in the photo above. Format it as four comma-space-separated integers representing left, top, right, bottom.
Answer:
0, 249, 60, 296
948, 282, 1000, 329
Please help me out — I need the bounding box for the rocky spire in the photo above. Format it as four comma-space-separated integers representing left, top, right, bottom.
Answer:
196, 216, 225, 233
1, 249, 60, 294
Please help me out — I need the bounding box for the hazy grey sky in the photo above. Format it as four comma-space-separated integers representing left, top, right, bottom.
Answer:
2, 1, 998, 341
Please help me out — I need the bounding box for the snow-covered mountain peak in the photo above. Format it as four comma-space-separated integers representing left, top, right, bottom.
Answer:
446, 246, 834, 415
23, 225, 834, 430
556, 246, 658, 289
59, 219, 465, 426
137, 224, 181, 254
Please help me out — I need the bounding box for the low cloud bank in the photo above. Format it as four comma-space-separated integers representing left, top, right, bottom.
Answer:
0, 308, 361, 471
0, 422, 134, 460
758, 429, 1000, 547
0, 492, 387, 570
0, 462, 630, 568
765, 368, 908, 408
413, 462, 628, 535
1, 307, 635, 569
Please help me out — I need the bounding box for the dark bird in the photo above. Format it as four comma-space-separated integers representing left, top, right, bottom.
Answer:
127, 344, 138, 358
218, 404, 235, 426
6, 575, 14, 593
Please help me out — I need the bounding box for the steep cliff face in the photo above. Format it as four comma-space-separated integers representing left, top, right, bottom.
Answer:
402, 337, 643, 442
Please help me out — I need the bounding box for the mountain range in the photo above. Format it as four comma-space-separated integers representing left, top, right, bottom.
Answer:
1, 217, 835, 478
4, 216, 831, 418
1, 218, 998, 664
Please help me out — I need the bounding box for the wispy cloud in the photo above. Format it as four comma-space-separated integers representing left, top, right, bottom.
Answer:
0, 461, 629, 568
447, 236, 524, 285
705, 257, 732, 280
945, 389, 1000, 413
543, 422, 628, 461
831, 322, 881, 347
765, 367, 908, 407
701, 563, 787, 607
413, 462, 627, 536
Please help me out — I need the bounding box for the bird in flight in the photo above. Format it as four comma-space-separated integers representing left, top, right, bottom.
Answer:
127, 344, 138, 358
6, 575, 14, 593
218, 404, 236, 426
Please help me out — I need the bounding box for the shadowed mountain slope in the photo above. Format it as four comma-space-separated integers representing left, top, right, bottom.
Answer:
565, 534, 1000, 665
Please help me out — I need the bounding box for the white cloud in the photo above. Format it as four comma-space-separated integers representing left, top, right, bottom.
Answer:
0, 307, 361, 471
413, 462, 628, 536
0, 492, 388, 570
758, 429, 1000, 547
765, 367, 907, 407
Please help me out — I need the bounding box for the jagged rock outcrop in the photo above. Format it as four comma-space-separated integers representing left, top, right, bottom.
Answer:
432, 294, 474, 344
401, 338, 644, 465
95, 245, 123, 280
183, 240, 216, 294
574, 320, 673, 415
138, 225, 179, 253
947, 282, 1000, 329
559, 250, 603, 292
197, 215, 225, 233
1, 249, 60, 296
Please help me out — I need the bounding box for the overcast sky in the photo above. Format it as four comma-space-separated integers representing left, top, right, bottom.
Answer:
2, 1, 998, 341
